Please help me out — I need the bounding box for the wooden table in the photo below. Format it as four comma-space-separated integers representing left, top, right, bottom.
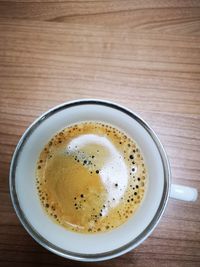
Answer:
0, 1, 200, 266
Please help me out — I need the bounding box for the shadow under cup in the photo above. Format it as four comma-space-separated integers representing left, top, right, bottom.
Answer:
10, 100, 170, 261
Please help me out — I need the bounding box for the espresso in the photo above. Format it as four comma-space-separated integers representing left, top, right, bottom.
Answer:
36, 122, 147, 233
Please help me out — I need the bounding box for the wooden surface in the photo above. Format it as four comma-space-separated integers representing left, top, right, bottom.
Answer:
0, 1, 200, 266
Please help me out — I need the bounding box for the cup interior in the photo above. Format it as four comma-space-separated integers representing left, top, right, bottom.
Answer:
10, 100, 169, 260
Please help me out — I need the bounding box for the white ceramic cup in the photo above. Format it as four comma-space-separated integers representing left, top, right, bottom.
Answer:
10, 99, 198, 261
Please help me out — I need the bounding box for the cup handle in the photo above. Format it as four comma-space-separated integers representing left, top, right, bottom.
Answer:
170, 184, 198, 202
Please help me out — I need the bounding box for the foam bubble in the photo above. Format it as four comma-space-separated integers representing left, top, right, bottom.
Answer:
37, 122, 147, 234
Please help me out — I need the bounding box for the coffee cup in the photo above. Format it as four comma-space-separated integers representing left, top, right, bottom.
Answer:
10, 99, 198, 261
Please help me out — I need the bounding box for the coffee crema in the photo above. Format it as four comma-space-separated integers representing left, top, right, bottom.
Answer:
36, 122, 147, 233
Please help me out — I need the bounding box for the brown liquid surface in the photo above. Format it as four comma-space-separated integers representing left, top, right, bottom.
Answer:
36, 122, 147, 233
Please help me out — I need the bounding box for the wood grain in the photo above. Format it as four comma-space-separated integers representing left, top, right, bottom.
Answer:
0, 1, 200, 266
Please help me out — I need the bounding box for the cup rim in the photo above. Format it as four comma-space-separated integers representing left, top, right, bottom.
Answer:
9, 99, 171, 261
